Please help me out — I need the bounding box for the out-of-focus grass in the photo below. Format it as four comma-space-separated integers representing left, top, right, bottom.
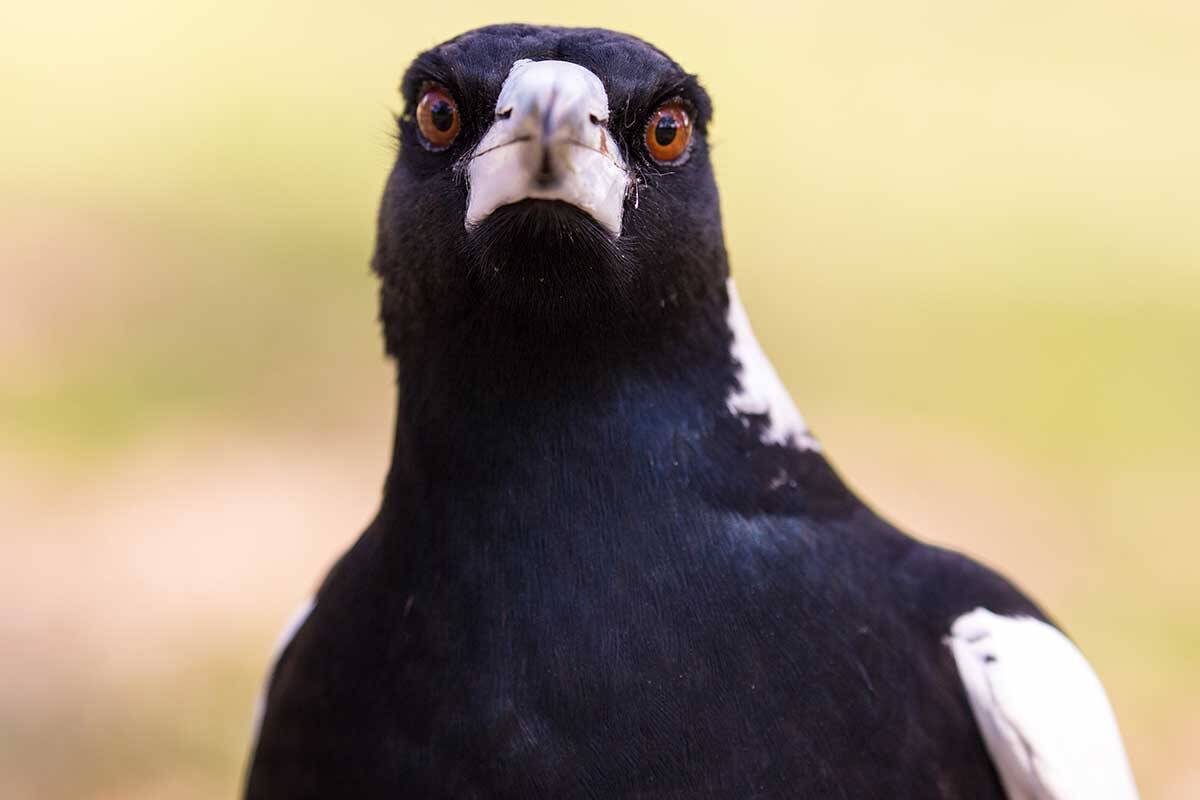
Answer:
2, 2, 1198, 797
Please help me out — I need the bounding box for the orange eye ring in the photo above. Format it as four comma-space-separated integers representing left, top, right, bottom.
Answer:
416, 84, 461, 150
645, 101, 693, 163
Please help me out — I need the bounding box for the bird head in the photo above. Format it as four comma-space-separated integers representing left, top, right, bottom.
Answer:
373, 25, 727, 356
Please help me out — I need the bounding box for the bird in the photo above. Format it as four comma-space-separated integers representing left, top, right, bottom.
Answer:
244, 24, 1138, 799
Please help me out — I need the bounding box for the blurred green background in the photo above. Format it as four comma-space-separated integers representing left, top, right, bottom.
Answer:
3, 1, 1198, 797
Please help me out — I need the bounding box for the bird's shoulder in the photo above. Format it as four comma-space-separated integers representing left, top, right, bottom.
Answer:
892, 538, 1046, 628
884, 538, 1139, 798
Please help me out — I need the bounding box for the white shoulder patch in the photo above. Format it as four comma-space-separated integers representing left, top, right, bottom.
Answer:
947, 608, 1139, 800
248, 597, 316, 754
724, 279, 819, 450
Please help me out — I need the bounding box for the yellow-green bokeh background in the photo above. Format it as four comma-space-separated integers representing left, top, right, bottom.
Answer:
3, 2, 1198, 797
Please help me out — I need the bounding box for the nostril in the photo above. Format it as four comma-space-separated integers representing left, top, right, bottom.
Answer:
588, 113, 607, 126
533, 148, 558, 188
496, 107, 512, 120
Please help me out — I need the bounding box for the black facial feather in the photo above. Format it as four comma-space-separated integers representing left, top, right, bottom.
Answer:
460, 199, 632, 323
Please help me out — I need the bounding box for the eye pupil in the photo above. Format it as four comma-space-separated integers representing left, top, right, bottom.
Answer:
654, 116, 678, 146
430, 100, 455, 132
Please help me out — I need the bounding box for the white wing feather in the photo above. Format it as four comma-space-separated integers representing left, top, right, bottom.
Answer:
248, 598, 316, 756
948, 608, 1138, 800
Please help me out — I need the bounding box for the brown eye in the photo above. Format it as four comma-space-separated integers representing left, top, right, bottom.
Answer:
645, 101, 693, 163
416, 85, 460, 150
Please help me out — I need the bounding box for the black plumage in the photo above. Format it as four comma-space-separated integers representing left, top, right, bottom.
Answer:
246, 24, 1045, 798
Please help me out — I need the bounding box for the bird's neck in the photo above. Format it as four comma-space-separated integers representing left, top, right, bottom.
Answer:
378, 278, 843, 525
383, 277, 726, 480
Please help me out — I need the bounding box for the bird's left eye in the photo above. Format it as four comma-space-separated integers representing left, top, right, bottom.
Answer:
645, 100, 693, 163
416, 84, 461, 150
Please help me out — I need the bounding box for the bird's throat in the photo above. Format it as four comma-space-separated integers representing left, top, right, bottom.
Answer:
380, 286, 735, 511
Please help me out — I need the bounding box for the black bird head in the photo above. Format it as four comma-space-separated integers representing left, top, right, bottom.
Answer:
371, 25, 846, 525
373, 25, 727, 362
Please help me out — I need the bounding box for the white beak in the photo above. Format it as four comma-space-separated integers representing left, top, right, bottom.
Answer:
465, 59, 630, 237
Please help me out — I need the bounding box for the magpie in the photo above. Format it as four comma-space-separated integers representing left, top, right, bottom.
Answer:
245, 24, 1138, 799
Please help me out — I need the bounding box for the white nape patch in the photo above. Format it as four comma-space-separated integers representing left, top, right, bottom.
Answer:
725, 279, 819, 450
466, 59, 629, 237
947, 609, 1139, 800
248, 597, 316, 755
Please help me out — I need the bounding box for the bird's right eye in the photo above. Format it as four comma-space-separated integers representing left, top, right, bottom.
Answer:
645, 100, 693, 164
416, 85, 461, 150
